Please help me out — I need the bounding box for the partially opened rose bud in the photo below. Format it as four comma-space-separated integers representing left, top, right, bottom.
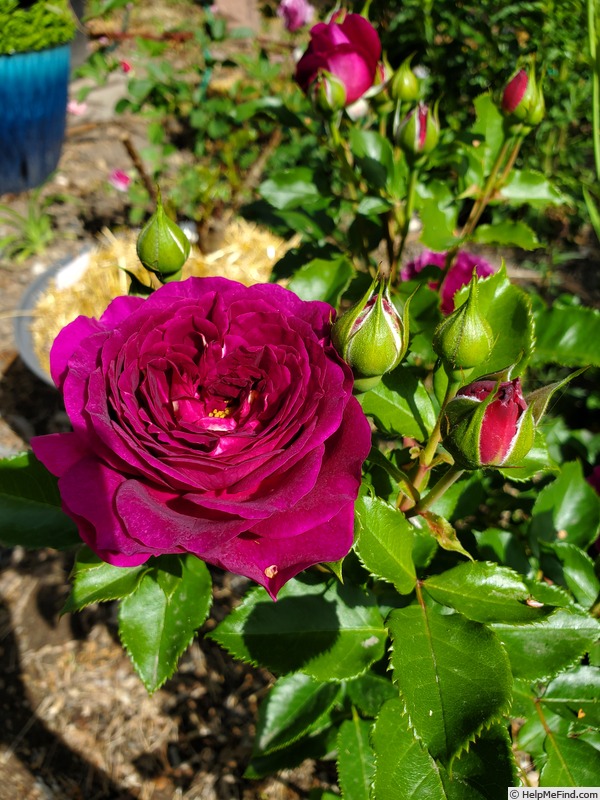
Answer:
332, 278, 408, 392
390, 54, 420, 104
433, 272, 493, 377
441, 377, 535, 469
396, 101, 440, 163
136, 192, 191, 283
501, 67, 545, 129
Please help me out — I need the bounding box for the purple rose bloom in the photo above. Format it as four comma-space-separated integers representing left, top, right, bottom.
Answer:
278, 0, 315, 33
295, 12, 382, 106
401, 249, 496, 315
32, 278, 372, 598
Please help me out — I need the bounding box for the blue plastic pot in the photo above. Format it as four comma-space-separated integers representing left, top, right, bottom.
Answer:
0, 43, 70, 195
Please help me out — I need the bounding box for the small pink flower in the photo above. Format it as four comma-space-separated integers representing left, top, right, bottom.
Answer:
120, 60, 133, 74
401, 249, 497, 315
108, 169, 131, 192
67, 99, 88, 116
277, 0, 315, 33
98, 35, 110, 47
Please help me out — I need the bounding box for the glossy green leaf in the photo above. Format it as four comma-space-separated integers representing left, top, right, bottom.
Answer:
209, 574, 386, 681
346, 672, 399, 718
540, 734, 600, 786
541, 666, 600, 727
423, 561, 554, 623
472, 221, 540, 250
245, 726, 338, 779
500, 169, 564, 206
529, 460, 600, 549
337, 717, 375, 800
388, 604, 512, 763
541, 542, 600, 609
63, 547, 148, 612
447, 722, 517, 799
354, 496, 417, 595
372, 698, 449, 800
418, 180, 461, 251
254, 673, 341, 755
418, 511, 473, 560
259, 167, 324, 211
0, 451, 80, 549
287, 254, 353, 305
372, 699, 514, 799
349, 128, 394, 191
470, 93, 505, 172
358, 366, 437, 440
119, 555, 212, 692
533, 304, 600, 367
473, 528, 531, 576
490, 607, 600, 682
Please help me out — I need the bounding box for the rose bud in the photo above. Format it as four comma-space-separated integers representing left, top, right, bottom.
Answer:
441, 377, 535, 470
136, 192, 191, 283
396, 101, 440, 163
390, 54, 420, 104
277, 0, 315, 33
311, 70, 348, 114
501, 67, 545, 128
433, 272, 493, 377
332, 278, 408, 393
295, 12, 382, 107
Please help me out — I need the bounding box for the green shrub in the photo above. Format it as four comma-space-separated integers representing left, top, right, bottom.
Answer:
0, 0, 76, 55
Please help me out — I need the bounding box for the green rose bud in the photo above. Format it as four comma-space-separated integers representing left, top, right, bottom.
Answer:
311, 70, 347, 115
390, 54, 419, 104
136, 191, 191, 283
441, 377, 535, 470
396, 101, 440, 164
332, 278, 408, 392
432, 272, 494, 379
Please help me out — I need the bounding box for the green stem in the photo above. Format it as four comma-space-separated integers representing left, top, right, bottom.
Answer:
419, 374, 462, 470
459, 136, 512, 242
392, 165, 418, 280
409, 465, 465, 516
398, 373, 461, 513
589, 0, 600, 182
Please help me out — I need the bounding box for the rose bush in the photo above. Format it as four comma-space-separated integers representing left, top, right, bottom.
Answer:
295, 12, 382, 106
31, 277, 372, 598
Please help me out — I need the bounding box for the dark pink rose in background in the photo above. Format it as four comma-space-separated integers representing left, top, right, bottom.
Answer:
278, 0, 315, 32
401, 249, 497, 314
295, 12, 382, 106
32, 278, 371, 598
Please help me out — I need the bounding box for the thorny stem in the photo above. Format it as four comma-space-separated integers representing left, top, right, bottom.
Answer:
398, 373, 461, 512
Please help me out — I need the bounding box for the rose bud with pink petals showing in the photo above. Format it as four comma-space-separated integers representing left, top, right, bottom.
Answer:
295, 11, 382, 107
31, 278, 372, 599
441, 377, 535, 470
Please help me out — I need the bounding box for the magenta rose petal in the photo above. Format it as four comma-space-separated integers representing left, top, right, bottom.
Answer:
252, 397, 371, 538
33, 277, 371, 595
31, 432, 88, 477
206, 503, 356, 599
50, 315, 104, 389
